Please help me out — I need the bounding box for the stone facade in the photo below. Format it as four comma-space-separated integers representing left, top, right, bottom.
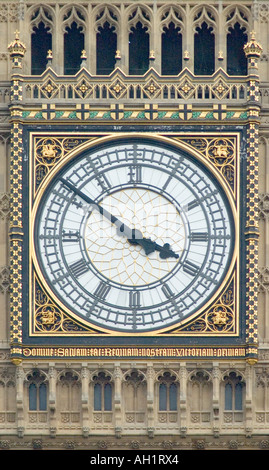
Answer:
0, 0, 269, 451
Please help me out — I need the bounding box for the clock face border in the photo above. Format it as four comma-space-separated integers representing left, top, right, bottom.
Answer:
23, 129, 242, 343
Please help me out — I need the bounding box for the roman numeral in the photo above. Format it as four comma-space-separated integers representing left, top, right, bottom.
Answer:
94, 281, 111, 300
62, 230, 80, 242
187, 199, 199, 211
129, 291, 141, 308
69, 258, 89, 277
183, 260, 200, 277
161, 282, 175, 299
96, 173, 111, 191
189, 232, 209, 242
128, 165, 142, 183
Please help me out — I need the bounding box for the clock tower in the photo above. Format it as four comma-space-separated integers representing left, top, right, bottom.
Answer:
0, 0, 269, 452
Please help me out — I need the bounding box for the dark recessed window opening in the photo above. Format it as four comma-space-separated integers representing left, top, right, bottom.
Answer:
194, 22, 215, 75
31, 22, 52, 75
64, 22, 84, 75
129, 21, 149, 75
227, 22, 248, 75
161, 23, 182, 75
96, 22, 117, 75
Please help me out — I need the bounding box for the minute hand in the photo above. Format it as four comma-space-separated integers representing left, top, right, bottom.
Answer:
59, 177, 134, 238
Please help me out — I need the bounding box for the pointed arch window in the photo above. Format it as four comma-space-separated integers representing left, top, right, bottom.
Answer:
93, 372, 112, 411
94, 382, 112, 411
227, 22, 248, 75
223, 371, 244, 423
27, 370, 48, 411
31, 22, 52, 75
161, 23, 182, 75
64, 22, 84, 75
97, 22, 117, 75
158, 372, 178, 411
225, 380, 243, 410
194, 22, 215, 75
129, 21, 149, 75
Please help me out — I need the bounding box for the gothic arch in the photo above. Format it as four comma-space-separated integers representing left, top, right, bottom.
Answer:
91, 369, 113, 383
25, 368, 49, 384
57, 369, 81, 384
223, 5, 251, 33
28, 4, 54, 33
191, 4, 218, 33
188, 369, 213, 383
28, 5, 54, 75
192, 5, 217, 75
93, 5, 119, 75
156, 368, 180, 383
221, 369, 246, 384
126, 5, 152, 33
93, 4, 120, 33
158, 5, 185, 32
159, 5, 184, 75
60, 4, 87, 33
123, 368, 147, 384
60, 5, 86, 75
224, 5, 250, 75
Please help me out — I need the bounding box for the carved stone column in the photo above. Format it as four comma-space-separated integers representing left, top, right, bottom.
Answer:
48, 364, 57, 437
16, 364, 24, 437
81, 365, 90, 436
113, 363, 122, 437
179, 362, 187, 436
212, 362, 220, 436
245, 363, 254, 436
146, 363, 154, 435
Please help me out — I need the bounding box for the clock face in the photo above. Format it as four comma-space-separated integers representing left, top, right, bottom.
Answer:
33, 138, 235, 333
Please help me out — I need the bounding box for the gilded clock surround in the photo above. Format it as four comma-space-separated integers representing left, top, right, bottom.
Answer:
24, 131, 240, 343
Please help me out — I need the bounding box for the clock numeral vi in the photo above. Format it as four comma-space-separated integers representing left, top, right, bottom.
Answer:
129, 291, 141, 308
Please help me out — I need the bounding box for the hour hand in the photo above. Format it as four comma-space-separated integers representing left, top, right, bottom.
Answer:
127, 229, 179, 259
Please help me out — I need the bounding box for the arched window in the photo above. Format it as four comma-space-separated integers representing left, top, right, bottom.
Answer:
223, 371, 244, 423
64, 22, 84, 75
31, 21, 52, 75
27, 370, 47, 411
225, 380, 243, 410
227, 22, 248, 75
194, 21, 215, 75
93, 372, 112, 411
162, 23, 182, 75
97, 22, 117, 75
129, 21, 149, 75
30, 7, 53, 75
158, 372, 178, 411
123, 369, 147, 424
